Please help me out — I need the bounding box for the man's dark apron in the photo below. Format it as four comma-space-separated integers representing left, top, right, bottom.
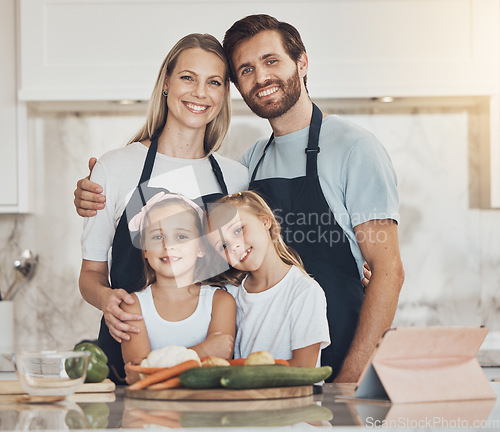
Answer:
97, 135, 228, 384
249, 104, 364, 380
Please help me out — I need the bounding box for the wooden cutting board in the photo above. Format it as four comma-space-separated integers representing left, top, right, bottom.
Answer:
0, 379, 115, 395
0, 394, 66, 404
125, 385, 313, 401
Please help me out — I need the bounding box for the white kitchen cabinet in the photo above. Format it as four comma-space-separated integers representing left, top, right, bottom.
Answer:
14, 0, 500, 208
18, 0, 499, 100
490, 96, 500, 208
0, 0, 30, 213
307, 0, 499, 98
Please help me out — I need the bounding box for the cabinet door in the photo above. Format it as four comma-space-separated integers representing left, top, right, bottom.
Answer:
303, 0, 499, 98
18, 0, 499, 101
0, 0, 19, 211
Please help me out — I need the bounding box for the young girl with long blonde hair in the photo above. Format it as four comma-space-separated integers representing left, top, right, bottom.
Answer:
206, 191, 330, 368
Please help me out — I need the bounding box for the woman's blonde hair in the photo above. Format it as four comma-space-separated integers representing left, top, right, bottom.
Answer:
139, 197, 207, 288
128, 33, 231, 155
206, 191, 307, 287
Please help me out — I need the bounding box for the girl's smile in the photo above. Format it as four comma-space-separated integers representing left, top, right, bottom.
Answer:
239, 247, 252, 262
159, 255, 181, 263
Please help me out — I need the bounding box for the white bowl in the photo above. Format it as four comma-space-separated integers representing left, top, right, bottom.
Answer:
14, 350, 90, 396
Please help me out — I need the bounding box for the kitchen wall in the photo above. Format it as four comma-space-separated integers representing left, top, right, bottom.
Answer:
1, 99, 499, 369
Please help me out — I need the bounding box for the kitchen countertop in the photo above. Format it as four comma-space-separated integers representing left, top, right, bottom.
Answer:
1, 370, 500, 431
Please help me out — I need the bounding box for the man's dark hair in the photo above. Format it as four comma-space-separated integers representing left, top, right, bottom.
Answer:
223, 14, 307, 86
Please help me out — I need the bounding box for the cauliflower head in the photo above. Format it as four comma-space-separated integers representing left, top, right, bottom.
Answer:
140, 346, 200, 368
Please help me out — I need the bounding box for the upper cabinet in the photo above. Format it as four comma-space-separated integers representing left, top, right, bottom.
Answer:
18, 0, 499, 101
1, 0, 29, 212
12, 0, 500, 209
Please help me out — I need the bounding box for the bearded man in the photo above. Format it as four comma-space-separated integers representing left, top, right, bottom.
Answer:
223, 14, 404, 383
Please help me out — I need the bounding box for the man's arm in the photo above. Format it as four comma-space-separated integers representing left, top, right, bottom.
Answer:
334, 219, 404, 383
74, 157, 106, 217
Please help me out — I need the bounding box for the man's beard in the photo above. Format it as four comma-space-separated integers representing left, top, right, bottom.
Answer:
241, 69, 302, 119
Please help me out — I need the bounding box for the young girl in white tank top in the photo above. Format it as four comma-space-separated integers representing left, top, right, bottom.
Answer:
121, 192, 236, 384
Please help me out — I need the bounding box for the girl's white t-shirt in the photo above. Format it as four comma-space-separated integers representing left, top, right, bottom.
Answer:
226, 266, 330, 366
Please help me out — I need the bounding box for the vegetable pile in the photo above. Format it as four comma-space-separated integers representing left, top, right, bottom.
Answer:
126, 349, 332, 391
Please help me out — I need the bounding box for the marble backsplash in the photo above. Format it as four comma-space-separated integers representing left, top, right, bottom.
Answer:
1, 100, 499, 368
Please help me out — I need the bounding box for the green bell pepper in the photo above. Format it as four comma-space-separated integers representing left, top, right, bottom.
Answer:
65, 403, 110, 429
79, 402, 110, 429
65, 408, 87, 429
72, 342, 109, 383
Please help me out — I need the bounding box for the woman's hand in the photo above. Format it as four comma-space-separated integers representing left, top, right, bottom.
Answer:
74, 157, 106, 217
102, 288, 143, 343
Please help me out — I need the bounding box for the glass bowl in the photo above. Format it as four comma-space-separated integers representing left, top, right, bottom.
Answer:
13, 350, 91, 396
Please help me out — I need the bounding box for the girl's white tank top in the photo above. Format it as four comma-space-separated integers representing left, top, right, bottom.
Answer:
135, 285, 218, 351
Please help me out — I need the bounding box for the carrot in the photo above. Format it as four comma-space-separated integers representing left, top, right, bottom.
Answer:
128, 360, 199, 390
229, 358, 246, 366
147, 376, 182, 390
126, 364, 169, 374
274, 359, 290, 366
199, 356, 211, 362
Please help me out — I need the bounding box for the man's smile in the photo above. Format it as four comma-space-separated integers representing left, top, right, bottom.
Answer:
257, 86, 279, 98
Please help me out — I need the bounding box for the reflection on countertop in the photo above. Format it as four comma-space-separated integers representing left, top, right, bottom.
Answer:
326, 383, 498, 428
0, 379, 499, 430
123, 395, 332, 428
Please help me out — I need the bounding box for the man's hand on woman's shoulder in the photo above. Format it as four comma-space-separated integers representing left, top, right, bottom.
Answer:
74, 157, 106, 217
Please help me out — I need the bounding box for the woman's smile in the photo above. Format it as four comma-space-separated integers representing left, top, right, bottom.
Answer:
183, 101, 210, 113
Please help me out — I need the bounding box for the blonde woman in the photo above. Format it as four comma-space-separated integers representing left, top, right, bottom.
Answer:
79, 34, 247, 383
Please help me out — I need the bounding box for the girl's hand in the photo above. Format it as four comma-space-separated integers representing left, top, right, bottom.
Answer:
124, 362, 141, 385
102, 288, 143, 343
74, 157, 106, 217
195, 332, 235, 360
362, 262, 372, 289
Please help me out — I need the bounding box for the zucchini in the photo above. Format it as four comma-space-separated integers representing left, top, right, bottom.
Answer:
220, 365, 332, 389
179, 366, 231, 389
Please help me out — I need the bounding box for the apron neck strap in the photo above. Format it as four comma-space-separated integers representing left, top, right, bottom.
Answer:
139, 136, 158, 185
136, 135, 159, 206
305, 103, 322, 177
250, 133, 274, 184
209, 154, 229, 195
250, 102, 323, 182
